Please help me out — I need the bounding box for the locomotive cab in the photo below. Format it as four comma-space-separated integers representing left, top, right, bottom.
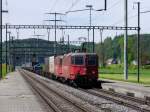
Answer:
70, 53, 99, 86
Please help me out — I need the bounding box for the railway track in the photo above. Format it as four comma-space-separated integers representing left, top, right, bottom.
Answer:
21, 69, 150, 112
19, 69, 102, 112
80, 88, 150, 112
95, 89, 150, 106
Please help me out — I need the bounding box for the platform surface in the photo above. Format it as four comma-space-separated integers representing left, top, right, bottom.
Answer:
0, 71, 47, 112
100, 79, 150, 99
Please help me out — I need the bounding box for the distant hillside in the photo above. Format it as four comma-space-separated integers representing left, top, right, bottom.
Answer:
96, 34, 150, 65
2, 34, 150, 66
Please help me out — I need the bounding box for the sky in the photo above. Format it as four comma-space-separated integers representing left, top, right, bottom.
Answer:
2, 0, 150, 42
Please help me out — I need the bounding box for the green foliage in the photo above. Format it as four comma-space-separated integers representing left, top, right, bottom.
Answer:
81, 42, 93, 53
143, 65, 150, 69
2, 64, 6, 78
1, 64, 14, 78
100, 73, 150, 85
99, 64, 150, 85
96, 34, 150, 65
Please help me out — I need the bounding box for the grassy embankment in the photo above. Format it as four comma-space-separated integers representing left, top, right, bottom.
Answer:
2, 64, 7, 78
99, 64, 150, 85
1, 64, 13, 78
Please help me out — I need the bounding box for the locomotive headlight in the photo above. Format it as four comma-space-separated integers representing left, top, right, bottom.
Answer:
84, 68, 87, 72
92, 71, 95, 74
83, 68, 87, 75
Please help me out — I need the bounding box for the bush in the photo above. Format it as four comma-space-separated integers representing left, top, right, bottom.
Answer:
2, 64, 6, 78
105, 64, 123, 69
128, 64, 137, 70
143, 65, 150, 69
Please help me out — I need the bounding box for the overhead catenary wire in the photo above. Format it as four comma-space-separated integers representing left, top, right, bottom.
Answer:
141, 10, 150, 14
107, 0, 121, 10
111, 14, 137, 26
5, 0, 8, 10
111, 3, 150, 26
66, 0, 81, 13
49, 0, 59, 12
111, 9, 150, 26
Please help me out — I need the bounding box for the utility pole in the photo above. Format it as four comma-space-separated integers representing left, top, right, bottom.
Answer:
47, 28, 51, 55
60, 28, 65, 54
33, 34, 44, 63
86, 5, 93, 28
0, 0, 2, 78
86, 5, 93, 51
5, 23, 8, 73
7, 31, 11, 72
133, 2, 141, 83
68, 35, 70, 53
11, 36, 15, 71
124, 0, 128, 80
47, 28, 50, 41
93, 27, 95, 53
33, 35, 44, 48
137, 2, 140, 83
0, 0, 8, 78
104, 0, 107, 11
16, 28, 19, 40
45, 12, 64, 56
54, 13, 57, 55
87, 29, 90, 52
100, 29, 104, 66
9, 36, 13, 70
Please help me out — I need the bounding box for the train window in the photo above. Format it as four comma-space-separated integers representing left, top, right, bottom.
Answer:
72, 56, 84, 65
71, 57, 74, 64
87, 55, 97, 65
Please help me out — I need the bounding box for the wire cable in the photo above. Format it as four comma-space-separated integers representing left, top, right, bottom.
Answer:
49, 0, 59, 12
107, 0, 121, 10
141, 10, 150, 14
66, 0, 81, 14
5, 0, 8, 10
111, 14, 138, 26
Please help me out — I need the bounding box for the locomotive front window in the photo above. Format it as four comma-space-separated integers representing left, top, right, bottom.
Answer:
72, 56, 84, 65
87, 55, 97, 65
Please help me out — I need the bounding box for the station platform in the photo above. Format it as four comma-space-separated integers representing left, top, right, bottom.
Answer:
100, 79, 150, 100
0, 71, 48, 112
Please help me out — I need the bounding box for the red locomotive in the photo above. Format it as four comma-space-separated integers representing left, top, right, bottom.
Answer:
44, 53, 99, 87
62, 53, 98, 86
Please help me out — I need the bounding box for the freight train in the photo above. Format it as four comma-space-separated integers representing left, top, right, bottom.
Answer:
43, 52, 99, 87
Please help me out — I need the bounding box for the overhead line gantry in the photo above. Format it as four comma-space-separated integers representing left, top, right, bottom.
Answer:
3, 25, 138, 30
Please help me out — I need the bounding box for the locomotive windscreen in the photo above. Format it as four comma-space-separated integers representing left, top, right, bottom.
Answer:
87, 55, 97, 66
71, 56, 84, 65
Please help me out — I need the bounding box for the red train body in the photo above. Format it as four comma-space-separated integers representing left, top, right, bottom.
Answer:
44, 53, 99, 86
62, 53, 98, 80
57, 53, 98, 85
